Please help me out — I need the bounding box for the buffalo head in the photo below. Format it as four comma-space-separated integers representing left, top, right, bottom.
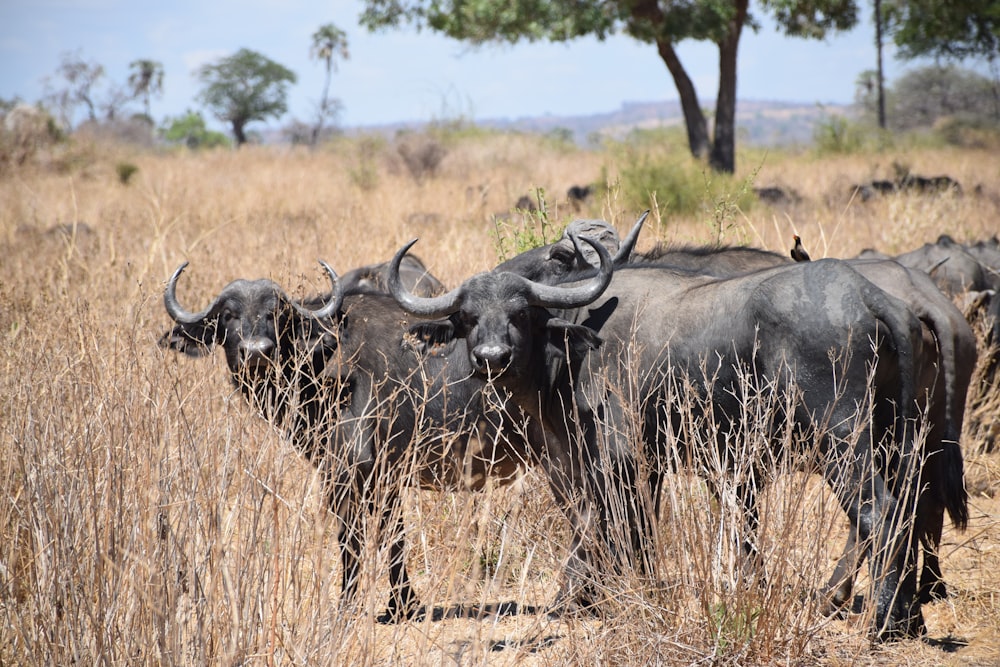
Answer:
388, 234, 612, 384
160, 261, 343, 384
492, 210, 648, 283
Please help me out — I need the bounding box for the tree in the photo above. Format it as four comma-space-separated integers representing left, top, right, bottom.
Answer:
884, 0, 999, 63
161, 110, 232, 149
310, 23, 350, 147
128, 59, 165, 121
196, 48, 297, 146
42, 50, 106, 128
360, 0, 858, 173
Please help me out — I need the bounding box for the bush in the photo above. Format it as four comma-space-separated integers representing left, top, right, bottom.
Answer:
604, 130, 755, 232
933, 115, 1000, 150
346, 134, 385, 191
115, 162, 138, 185
492, 189, 559, 262
160, 111, 231, 150
812, 113, 870, 155
396, 132, 448, 183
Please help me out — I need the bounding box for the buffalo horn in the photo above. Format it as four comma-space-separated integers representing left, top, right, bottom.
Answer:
388, 239, 464, 318
525, 235, 614, 308
164, 262, 218, 324
291, 260, 344, 321
614, 210, 649, 265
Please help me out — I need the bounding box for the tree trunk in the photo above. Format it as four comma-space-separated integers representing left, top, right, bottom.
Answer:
232, 120, 247, 146
709, 0, 747, 174
656, 39, 710, 160
311, 62, 334, 148
875, 0, 887, 129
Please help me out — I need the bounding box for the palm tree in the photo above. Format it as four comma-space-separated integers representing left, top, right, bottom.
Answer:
309, 23, 349, 146
127, 59, 164, 121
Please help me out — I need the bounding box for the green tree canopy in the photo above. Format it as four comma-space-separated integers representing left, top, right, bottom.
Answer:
361, 0, 858, 173
160, 110, 232, 149
128, 59, 165, 122
885, 0, 999, 62
196, 48, 297, 146
310, 23, 350, 146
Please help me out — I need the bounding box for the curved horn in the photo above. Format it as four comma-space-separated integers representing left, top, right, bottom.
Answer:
614, 210, 649, 265
525, 235, 614, 309
388, 239, 464, 318
291, 260, 344, 321
164, 262, 219, 324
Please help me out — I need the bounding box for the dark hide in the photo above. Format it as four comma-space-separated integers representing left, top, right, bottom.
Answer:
623, 244, 973, 612
395, 244, 934, 640
160, 266, 543, 623
337, 254, 445, 297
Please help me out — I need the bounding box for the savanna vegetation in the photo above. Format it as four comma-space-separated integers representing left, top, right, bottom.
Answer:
1, 125, 999, 665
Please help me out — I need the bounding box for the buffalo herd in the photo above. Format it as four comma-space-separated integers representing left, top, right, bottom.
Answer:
160, 214, 998, 641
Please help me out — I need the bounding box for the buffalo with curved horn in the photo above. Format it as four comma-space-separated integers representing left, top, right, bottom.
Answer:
160, 260, 599, 623
390, 229, 937, 640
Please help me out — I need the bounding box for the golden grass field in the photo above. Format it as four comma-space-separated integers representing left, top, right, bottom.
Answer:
1, 131, 999, 665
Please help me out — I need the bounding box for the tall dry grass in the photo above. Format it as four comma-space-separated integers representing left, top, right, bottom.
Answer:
2, 133, 999, 665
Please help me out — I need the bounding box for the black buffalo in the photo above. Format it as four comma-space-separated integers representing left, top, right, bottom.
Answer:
160, 262, 557, 623
503, 231, 974, 613
389, 234, 940, 640
337, 254, 444, 296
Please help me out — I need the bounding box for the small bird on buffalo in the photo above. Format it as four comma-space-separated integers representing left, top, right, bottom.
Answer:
790, 235, 811, 262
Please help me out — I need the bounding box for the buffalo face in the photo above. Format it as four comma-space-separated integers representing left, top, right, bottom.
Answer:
160, 262, 342, 387
392, 235, 610, 392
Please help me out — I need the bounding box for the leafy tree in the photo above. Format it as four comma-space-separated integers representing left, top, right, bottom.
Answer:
888, 64, 998, 129
160, 110, 231, 149
884, 0, 999, 62
310, 23, 350, 146
360, 0, 858, 173
128, 59, 165, 121
42, 50, 106, 128
196, 48, 297, 146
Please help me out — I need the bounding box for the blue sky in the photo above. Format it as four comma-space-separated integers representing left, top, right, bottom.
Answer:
0, 0, 929, 131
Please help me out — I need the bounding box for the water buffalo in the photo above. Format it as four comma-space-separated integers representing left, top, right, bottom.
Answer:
160, 262, 561, 622
548, 236, 973, 611
389, 234, 940, 640
337, 254, 444, 297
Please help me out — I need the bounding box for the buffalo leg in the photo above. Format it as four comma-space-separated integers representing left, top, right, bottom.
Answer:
823, 439, 923, 640
824, 527, 864, 616
377, 494, 422, 623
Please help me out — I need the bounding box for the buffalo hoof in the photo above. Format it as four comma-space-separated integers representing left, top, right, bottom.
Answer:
376, 590, 424, 624
873, 608, 926, 642
919, 578, 948, 605
545, 584, 603, 620
819, 587, 853, 619
376, 604, 425, 625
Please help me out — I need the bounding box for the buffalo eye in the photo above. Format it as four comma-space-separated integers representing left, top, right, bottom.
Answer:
220, 308, 235, 324
513, 309, 530, 324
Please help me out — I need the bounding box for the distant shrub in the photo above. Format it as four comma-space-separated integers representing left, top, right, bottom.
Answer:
160, 111, 231, 150
396, 132, 448, 183
813, 115, 865, 155
604, 137, 754, 227
492, 189, 559, 262
0, 103, 63, 170
542, 127, 577, 152
347, 135, 385, 191
116, 162, 138, 185
933, 115, 1000, 150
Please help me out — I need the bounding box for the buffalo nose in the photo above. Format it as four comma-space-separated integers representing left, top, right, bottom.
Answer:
239, 337, 275, 367
472, 344, 511, 373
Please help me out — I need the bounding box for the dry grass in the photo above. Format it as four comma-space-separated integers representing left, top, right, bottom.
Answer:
1, 134, 999, 665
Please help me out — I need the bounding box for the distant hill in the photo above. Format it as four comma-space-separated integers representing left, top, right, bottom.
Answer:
346, 99, 854, 147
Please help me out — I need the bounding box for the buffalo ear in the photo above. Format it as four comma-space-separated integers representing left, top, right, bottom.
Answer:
545, 317, 602, 360
158, 322, 216, 357
405, 319, 459, 356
